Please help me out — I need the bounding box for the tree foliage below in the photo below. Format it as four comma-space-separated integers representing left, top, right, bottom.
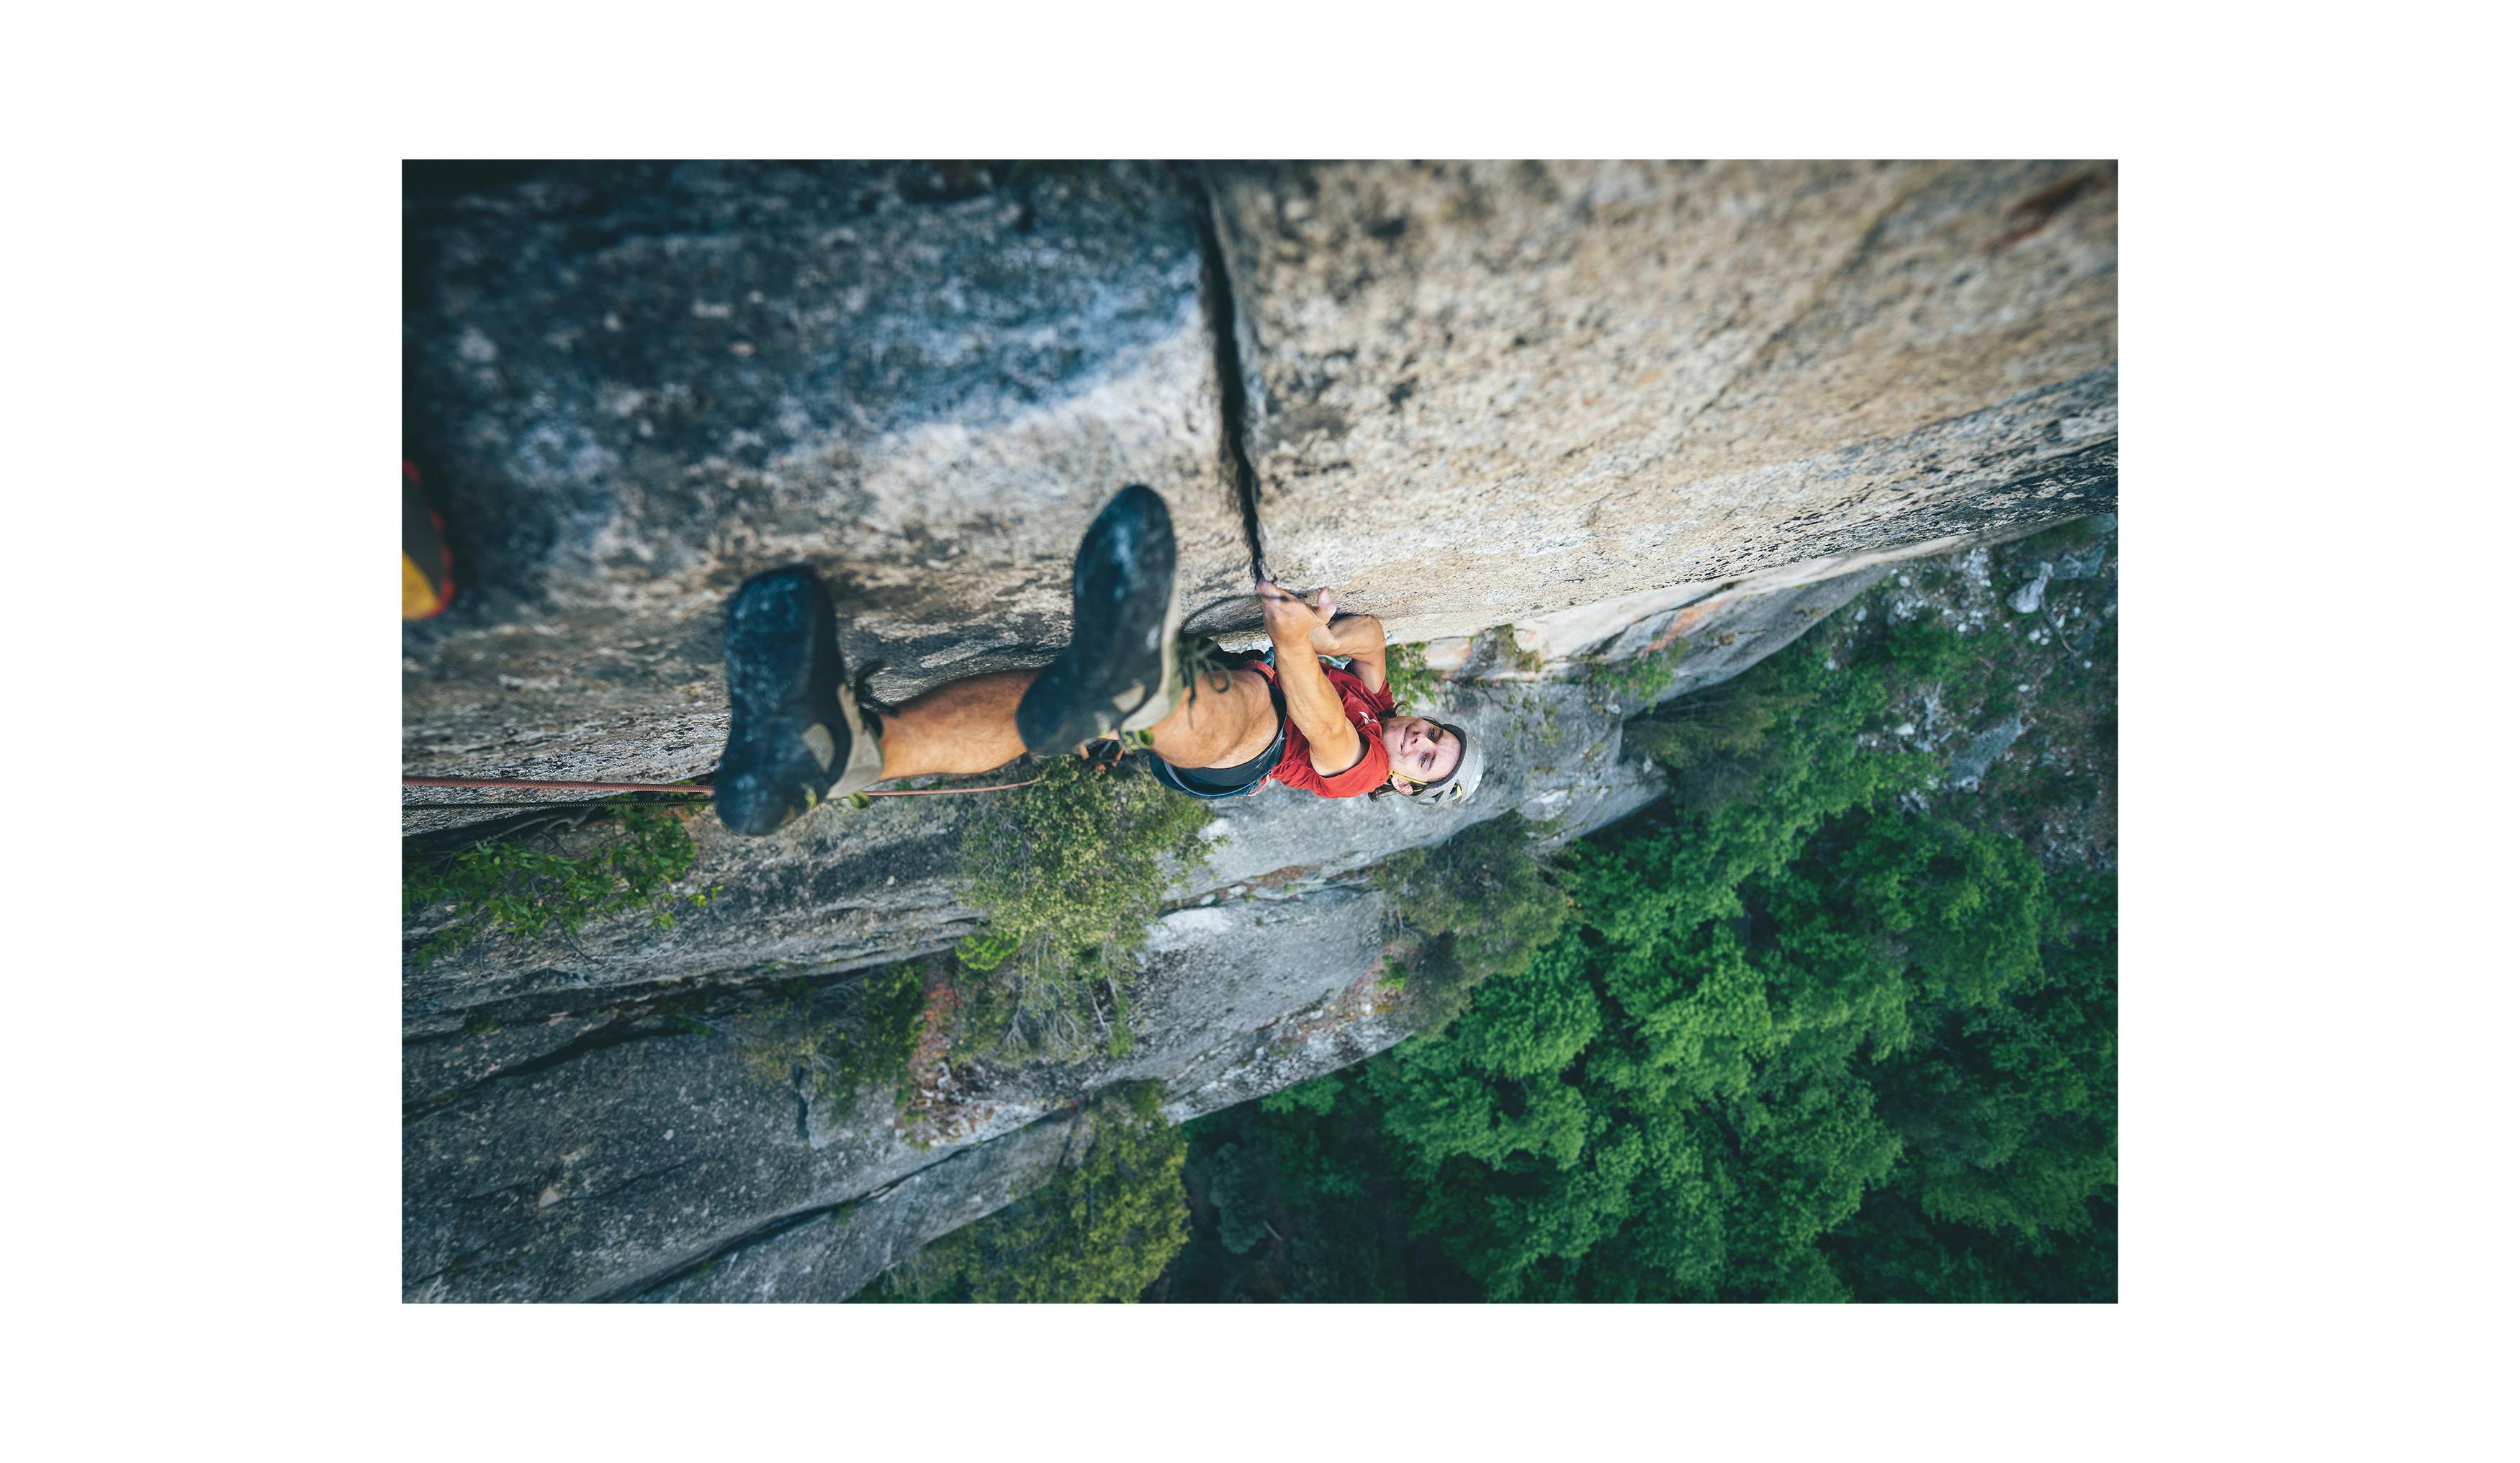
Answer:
1159, 598, 2116, 1302
866, 1082, 1189, 1303
1371, 811, 1573, 1032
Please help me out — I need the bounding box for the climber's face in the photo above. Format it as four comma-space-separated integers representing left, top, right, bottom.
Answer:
1382, 716, 1461, 791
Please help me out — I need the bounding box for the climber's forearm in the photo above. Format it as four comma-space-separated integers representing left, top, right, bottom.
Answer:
1266, 628, 1365, 773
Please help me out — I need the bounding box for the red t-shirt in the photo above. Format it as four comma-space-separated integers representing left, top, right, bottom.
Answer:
1247, 659, 1395, 798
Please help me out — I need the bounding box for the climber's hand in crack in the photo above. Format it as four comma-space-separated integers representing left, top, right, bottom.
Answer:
1256, 579, 1386, 676
1255, 577, 1334, 648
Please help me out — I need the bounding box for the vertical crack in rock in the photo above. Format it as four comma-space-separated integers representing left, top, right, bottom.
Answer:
1191, 168, 1272, 589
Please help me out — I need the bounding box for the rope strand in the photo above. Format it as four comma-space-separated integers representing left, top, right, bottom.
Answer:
402, 773, 1048, 801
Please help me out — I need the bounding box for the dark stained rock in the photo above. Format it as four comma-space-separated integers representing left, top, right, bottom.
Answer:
404, 161, 1248, 794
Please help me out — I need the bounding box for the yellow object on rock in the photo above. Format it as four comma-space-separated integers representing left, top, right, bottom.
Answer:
403, 553, 446, 618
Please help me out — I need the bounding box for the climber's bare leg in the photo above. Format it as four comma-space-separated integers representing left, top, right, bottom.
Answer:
874, 665, 1277, 780
874, 670, 1034, 779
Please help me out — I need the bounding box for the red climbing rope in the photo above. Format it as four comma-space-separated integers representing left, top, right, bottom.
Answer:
402, 775, 1044, 798
403, 777, 710, 793
859, 778, 1040, 796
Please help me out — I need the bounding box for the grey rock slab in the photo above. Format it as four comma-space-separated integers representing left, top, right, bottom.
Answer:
1094, 888, 1390, 1089
1642, 567, 1895, 708
632, 1114, 1085, 1303
1947, 714, 2028, 792
402, 1011, 1048, 1303
403, 1007, 629, 1108
644, 898, 1415, 1304
408, 883, 1390, 1302
404, 162, 1247, 799
1158, 967, 1420, 1124
2053, 541, 2109, 582
2010, 562, 2055, 614
1208, 161, 2116, 643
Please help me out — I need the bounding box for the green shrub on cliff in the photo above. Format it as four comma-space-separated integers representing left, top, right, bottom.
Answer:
1585, 636, 1689, 706
872, 1082, 1188, 1302
402, 804, 708, 967
1380, 640, 1438, 714
953, 756, 1217, 1061
725, 961, 932, 1113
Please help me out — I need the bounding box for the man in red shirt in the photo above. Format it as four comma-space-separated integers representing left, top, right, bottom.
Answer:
715, 485, 1482, 835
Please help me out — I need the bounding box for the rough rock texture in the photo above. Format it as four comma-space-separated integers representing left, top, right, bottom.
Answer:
407, 889, 1404, 1302
400, 566, 1892, 1302
403, 161, 2117, 1301
1947, 714, 2030, 792
1208, 160, 2116, 644
630, 1112, 1084, 1304
1866, 515, 2120, 868
631, 896, 1418, 1303
404, 162, 1248, 793
404, 999, 1048, 1304
402, 667, 1666, 1036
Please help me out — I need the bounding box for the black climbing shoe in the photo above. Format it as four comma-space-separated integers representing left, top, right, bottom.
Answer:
715, 566, 885, 836
1017, 484, 1184, 756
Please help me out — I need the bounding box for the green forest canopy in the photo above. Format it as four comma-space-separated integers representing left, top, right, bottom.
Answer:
883, 525, 2118, 1302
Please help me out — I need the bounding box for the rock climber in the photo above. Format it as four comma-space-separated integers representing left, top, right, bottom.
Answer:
712, 484, 1482, 835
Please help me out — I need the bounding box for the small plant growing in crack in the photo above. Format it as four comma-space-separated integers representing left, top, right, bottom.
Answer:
724, 963, 933, 1116
402, 804, 713, 968
1381, 640, 1440, 714
1585, 636, 1690, 707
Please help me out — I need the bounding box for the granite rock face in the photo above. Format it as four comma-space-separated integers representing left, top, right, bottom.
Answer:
406, 888, 1406, 1302
626, 892, 1423, 1304
404, 161, 1248, 790
400, 567, 1890, 1303
403, 161, 2116, 1300
1207, 160, 2116, 644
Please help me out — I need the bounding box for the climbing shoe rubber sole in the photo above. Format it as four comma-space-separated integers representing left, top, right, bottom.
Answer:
716, 565, 884, 836
1016, 484, 1184, 756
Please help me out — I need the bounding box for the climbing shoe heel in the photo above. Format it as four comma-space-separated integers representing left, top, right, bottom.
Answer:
1117, 584, 1187, 734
